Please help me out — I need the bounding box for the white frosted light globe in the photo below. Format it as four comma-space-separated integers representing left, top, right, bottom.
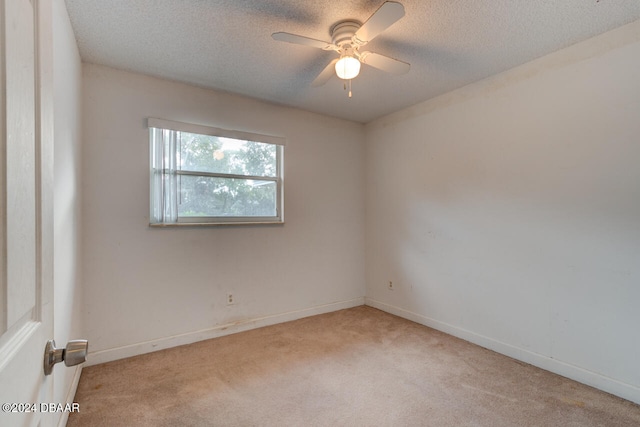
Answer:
335, 56, 361, 80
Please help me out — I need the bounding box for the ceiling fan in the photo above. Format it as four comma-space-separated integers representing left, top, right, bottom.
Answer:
272, 1, 410, 96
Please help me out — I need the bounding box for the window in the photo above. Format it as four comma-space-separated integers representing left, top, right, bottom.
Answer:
148, 118, 284, 225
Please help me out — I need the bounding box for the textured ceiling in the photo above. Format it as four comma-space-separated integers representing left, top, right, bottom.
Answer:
65, 0, 640, 123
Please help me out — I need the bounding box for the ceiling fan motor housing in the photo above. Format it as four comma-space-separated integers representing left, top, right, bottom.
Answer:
331, 20, 361, 48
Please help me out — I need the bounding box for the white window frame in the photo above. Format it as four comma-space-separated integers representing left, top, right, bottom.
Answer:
148, 118, 285, 226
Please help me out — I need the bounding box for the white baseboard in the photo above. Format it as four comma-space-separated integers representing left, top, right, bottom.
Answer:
87, 297, 365, 366
365, 297, 640, 405
57, 365, 82, 427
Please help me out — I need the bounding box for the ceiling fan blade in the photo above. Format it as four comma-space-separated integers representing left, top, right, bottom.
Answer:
311, 59, 339, 87
272, 32, 336, 51
360, 51, 410, 74
353, 2, 405, 46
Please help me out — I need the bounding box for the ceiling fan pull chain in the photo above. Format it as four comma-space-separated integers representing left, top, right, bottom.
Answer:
343, 79, 352, 98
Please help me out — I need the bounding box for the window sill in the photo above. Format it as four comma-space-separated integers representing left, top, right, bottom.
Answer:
149, 220, 284, 227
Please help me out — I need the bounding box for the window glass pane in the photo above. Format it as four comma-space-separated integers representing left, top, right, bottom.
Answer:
178, 175, 277, 218
179, 132, 277, 178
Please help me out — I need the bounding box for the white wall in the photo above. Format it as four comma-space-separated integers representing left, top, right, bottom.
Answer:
365, 21, 640, 404
81, 65, 365, 363
53, 0, 83, 424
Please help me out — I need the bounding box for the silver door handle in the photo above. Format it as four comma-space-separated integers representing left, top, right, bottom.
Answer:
44, 339, 88, 375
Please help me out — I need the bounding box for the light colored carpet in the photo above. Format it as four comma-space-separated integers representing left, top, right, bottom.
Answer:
68, 306, 640, 426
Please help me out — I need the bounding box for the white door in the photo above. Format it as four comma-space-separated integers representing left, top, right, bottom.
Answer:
0, 0, 55, 426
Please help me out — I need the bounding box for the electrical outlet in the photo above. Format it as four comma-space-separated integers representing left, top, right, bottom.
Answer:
388, 281, 394, 290
226, 293, 235, 305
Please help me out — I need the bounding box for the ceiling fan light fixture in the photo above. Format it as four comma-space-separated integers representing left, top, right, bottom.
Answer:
272, 2, 409, 87
335, 56, 361, 80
